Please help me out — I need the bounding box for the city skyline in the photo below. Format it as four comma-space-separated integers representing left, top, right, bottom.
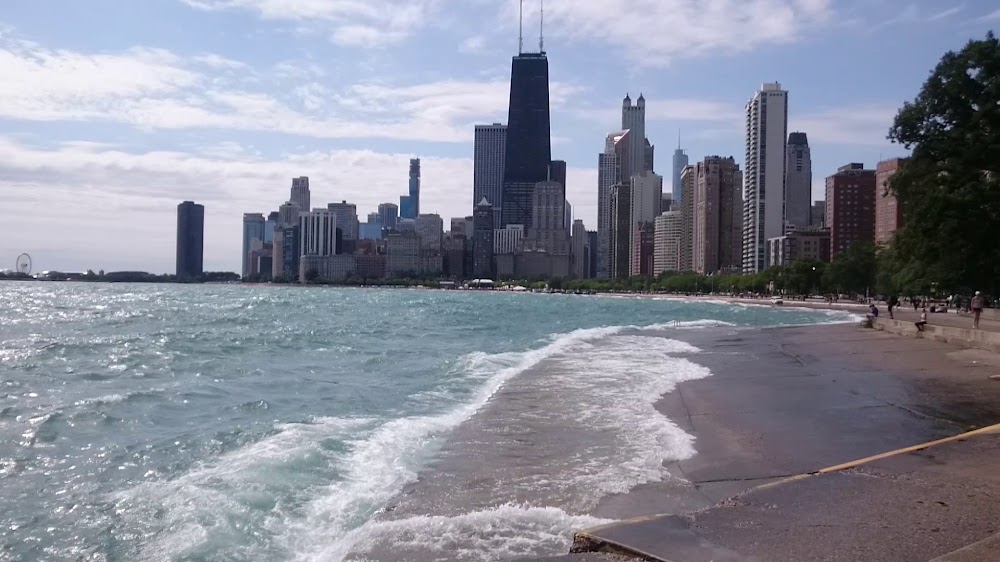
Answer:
2, 1, 996, 273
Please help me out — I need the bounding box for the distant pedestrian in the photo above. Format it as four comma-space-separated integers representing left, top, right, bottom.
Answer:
887, 296, 899, 319
971, 291, 986, 329
912, 298, 920, 311
915, 308, 928, 332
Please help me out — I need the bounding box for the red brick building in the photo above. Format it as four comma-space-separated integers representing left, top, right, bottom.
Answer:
825, 163, 876, 260
875, 158, 906, 245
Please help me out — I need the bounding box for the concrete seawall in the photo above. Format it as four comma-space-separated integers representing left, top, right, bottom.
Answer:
872, 317, 1000, 353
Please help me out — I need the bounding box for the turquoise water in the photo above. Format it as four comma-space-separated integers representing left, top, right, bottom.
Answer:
0, 284, 855, 561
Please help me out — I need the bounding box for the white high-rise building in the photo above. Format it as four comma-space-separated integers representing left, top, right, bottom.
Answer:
299, 209, 337, 257
654, 210, 683, 274
597, 131, 627, 279
494, 225, 524, 254
742, 82, 788, 273
290, 177, 310, 213
474, 123, 507, 225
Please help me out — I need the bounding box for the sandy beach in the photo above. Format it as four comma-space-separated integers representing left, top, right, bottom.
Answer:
572, 323, 1000, 561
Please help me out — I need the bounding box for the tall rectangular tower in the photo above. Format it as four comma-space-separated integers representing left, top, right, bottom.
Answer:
826, 163, 876, 259
672, 146, 689, 205
621, 94, 647, 177
692, 156, 743, 274
597, 130, 629, 278
474, 123, 507, 225
784, 132, 812, 231
176, 201, 204, 279
401, 159, 421, 220
242, 213, 265, 279
742, 82, 788, 273
290, 177, 310, 213
501, 52, 552, 228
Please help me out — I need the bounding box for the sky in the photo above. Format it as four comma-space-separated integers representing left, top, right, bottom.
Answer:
1, 0, 997, 274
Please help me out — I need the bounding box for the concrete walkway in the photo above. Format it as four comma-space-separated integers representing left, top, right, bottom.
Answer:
568, 325, 1000, 562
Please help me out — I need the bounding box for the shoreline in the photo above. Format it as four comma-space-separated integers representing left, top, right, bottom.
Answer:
573, 323, 1000, 561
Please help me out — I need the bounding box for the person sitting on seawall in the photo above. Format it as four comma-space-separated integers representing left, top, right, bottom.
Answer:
867, 304, 879, 322
915, 307, 928, 332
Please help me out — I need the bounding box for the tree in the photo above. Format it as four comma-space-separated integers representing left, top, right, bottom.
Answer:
304, 268, 320, 283
824, 242, 877, 296
887, 32, 1000, 296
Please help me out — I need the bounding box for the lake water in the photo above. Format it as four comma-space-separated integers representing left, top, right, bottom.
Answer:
0, 283, 856, 561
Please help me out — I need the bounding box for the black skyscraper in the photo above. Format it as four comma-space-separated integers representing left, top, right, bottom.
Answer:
500, 51, 552, 228
176, 201, 205, 278
472, 198, 495, 279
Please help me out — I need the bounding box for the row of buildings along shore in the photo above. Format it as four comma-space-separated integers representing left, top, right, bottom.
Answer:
175, 44, 906, 283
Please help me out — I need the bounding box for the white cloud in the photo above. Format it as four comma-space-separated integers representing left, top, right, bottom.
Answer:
180, 0, 439, 47
0, 33, 527, 142
524, 0, 834, 66
459, 35, 488, 55
978, 9, 1000, 22
793, 105, 898, 146
0, 135, 597, 273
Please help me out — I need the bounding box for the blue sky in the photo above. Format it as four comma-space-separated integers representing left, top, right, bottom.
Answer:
2, 0, 997, 273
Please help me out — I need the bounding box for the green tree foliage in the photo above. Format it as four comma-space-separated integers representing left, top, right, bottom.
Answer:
887, 32, 1000, 296
823, 242, 876, 295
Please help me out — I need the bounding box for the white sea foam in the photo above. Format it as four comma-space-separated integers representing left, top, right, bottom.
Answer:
322, 505, 612, 562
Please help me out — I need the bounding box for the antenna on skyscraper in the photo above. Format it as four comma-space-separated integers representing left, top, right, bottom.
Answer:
518, 0, 523, 54
539, 0, 544, 53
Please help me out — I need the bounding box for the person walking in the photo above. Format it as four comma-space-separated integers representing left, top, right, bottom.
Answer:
887, 295, 898, 319
971, 291, 986, 329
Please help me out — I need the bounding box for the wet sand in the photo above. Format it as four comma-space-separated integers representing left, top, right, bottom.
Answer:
578, 324, 1000, 561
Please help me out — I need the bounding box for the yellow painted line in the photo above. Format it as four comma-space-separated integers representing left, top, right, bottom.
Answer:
816, 422, 1000, 474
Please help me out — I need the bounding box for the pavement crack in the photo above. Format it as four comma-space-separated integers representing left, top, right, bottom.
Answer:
693, 474, 801, 485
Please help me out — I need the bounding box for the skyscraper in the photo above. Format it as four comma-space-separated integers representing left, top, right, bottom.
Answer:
621, 94, 647, 177
826, 163, 876, 259
299, 208, 337, 257
672, 143, 689, 204
784, 132, 812, 232
176, 201, 204, 279
415, 213, 444, 251
628, 172, 663, 275
378, 203, 399, 230
679, 165, 696, 272
654, 210, 683, 274
472, 198, 495, 278
597, 131, 629, 278
327, 201, 360, 243
571, 219, 588, 278
743, 82, 789, 273
242, 213, 266, 279
474, 123, 507, 225
692, 156, 743, 274
290, 177, 310, 212
500, 49, 551, 228
609, 183, 632, 279
400, 158, 421, 220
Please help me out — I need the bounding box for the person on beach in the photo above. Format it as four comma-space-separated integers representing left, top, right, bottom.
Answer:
971, 291, 986, 329
915, 307, 928, 332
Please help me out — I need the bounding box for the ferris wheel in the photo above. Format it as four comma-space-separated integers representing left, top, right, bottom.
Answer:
15, 253, 32, 275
